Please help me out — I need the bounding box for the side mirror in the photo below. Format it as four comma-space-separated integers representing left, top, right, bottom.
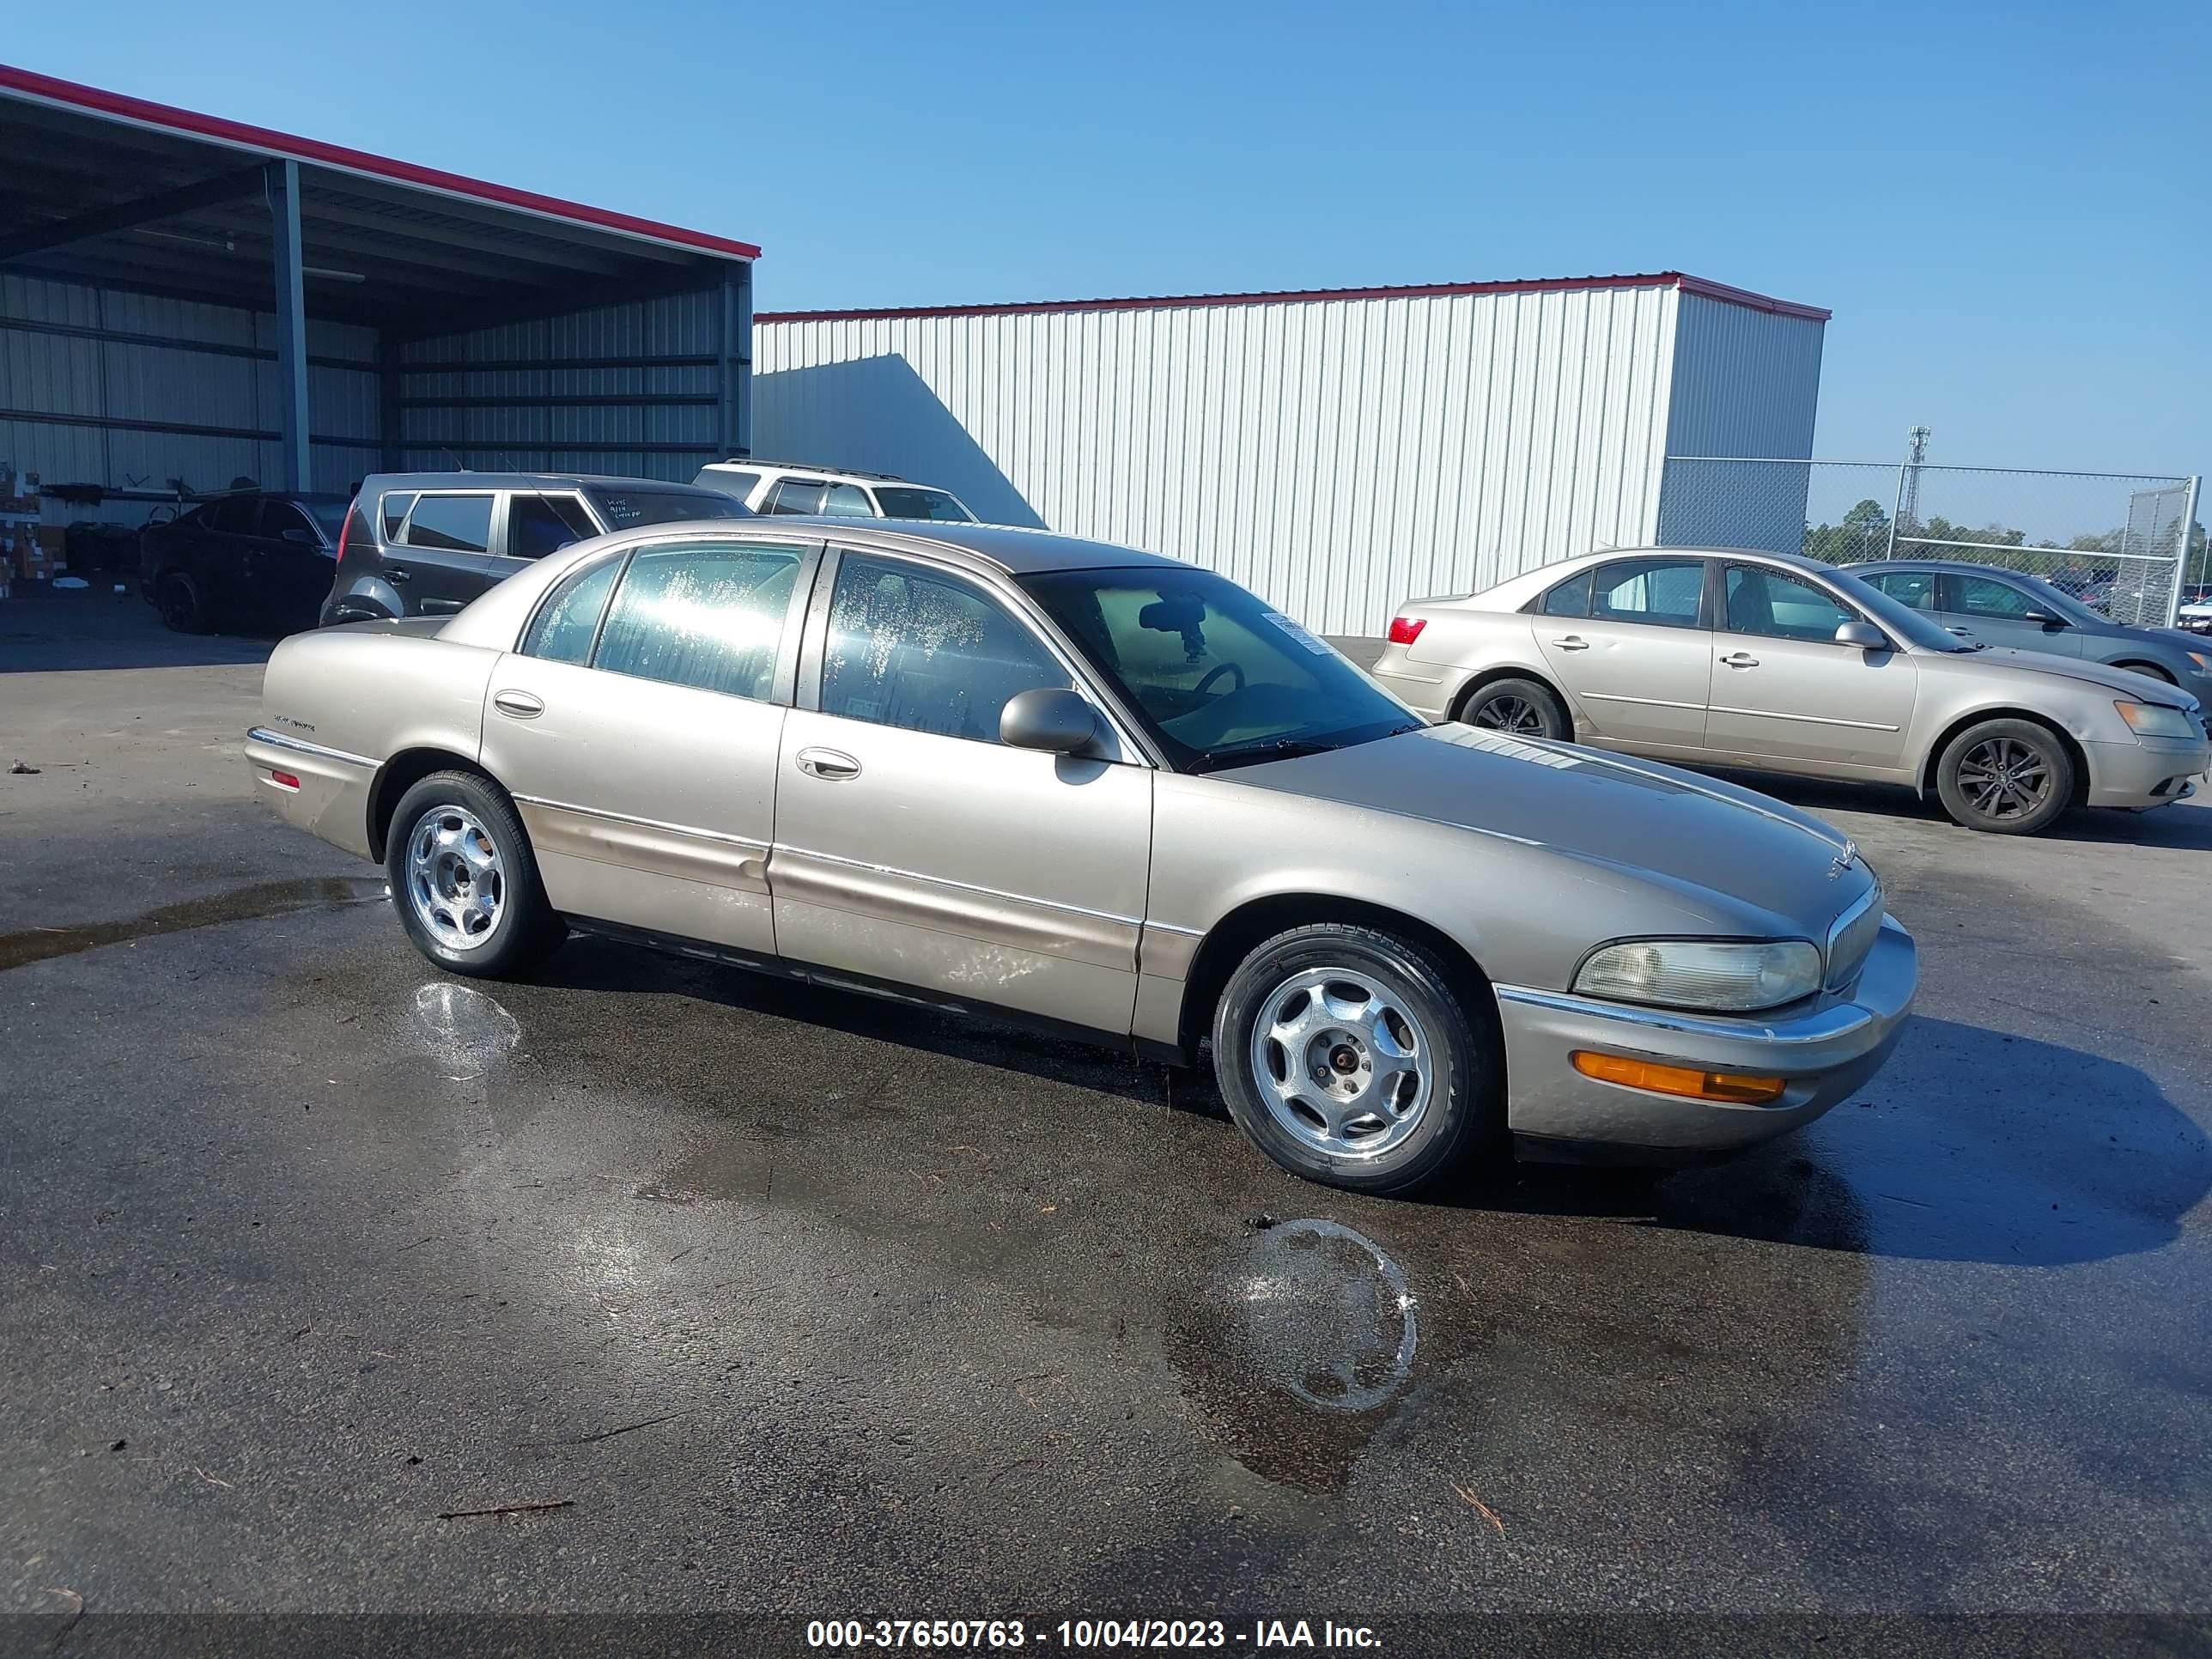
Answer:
2021, 608, 2066, 628
1833, 619, 1892, 650
1000, 687, 1100, 755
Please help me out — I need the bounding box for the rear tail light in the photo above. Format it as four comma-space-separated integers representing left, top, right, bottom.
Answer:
1388, 616, 1426, 646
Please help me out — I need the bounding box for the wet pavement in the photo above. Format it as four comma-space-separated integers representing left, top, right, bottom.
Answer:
3, 594, 2211, 1647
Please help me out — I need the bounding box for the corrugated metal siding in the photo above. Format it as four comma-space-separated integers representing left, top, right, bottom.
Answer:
1653, 294, 1826, 555
397, 289, 724, 483
0, 272, 380, 513
755, 284, 1686, 636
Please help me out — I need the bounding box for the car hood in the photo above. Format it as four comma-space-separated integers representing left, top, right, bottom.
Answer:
1964, 647, 2199, 706
1237, 726, 1875, 934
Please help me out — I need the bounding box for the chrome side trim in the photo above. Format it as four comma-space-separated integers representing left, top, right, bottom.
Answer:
1492, 981, 1875, 1047
1138, 924, 1203, 981
771, 845, 1139, 973
1709, 704, 1902, 733
1146, 920, 1205, 938
246, 726, 375, 770
511, 793, 769, 852
772, 842, 1145, 928
1579, 693, 1709, 713
515, 797, 769, 892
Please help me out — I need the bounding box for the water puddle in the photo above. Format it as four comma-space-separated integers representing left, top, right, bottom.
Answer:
0, 876, 387, 973
410, 981, 521, 1078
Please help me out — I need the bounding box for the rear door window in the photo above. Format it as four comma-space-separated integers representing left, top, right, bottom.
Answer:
205, 497, 258, 535
505, 493, 600, 560
764, 478, 828, 516
403, 494, 495, 553
591, 541, 806, 701
1589, 557, 1708, 629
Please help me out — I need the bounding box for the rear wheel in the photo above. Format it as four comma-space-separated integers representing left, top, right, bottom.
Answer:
1934, 718, 2075, 836
1456, 677, 1570, 740
1212, 924, 1504, 1194
157, 571, 210, 634
386, 771, 564, 978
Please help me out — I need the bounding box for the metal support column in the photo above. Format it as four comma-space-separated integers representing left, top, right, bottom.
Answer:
2165, 475, 2200, 629
265, 160, 312, 491
717, 262, 752, 460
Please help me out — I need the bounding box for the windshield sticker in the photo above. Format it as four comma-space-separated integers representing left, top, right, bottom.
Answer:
1263, 611, 1335, 656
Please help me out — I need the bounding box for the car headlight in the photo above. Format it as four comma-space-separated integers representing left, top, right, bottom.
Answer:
2185, 651, 2211, 675
1573, 939, 1823, 1012
2114, 699, 2201, 739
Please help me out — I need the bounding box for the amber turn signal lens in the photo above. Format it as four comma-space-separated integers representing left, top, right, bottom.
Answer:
1571, 1051, 1786, 1105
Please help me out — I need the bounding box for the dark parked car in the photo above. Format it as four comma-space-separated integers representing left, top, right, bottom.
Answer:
1849, 559, 2212, 703
141, 490, 352, 635
321, 472, 750, 625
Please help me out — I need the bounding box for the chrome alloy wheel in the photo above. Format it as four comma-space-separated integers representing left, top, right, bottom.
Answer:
1957, 735, 2054, 821
1471, 693, 1544, 733
1249, 967, 1432, 1158
404, 805, 506, 951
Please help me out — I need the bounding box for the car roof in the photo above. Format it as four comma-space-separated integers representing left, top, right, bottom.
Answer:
360, 471, 730, 493
701, 459, 911, 484
738, 518, 1188, 577
195, 488, 349, 502
1848, 558, 2055, 577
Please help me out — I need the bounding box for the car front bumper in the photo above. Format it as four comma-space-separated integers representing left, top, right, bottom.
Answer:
2081, 732, 2210, 810
1492, 918, 1917, 1163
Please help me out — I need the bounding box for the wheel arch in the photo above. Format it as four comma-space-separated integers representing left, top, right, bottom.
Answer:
1917, 707, 2093, 808
368, 748, 498, 862
1446, 663, 1573, 727
2109, 659, 2177, 685
1172, 892, 1503, 1064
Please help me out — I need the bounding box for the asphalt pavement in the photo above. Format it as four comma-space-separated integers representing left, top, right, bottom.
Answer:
3, 592, 2210, 1654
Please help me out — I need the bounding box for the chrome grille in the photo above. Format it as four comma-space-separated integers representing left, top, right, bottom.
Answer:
1825, 881, 1885, 992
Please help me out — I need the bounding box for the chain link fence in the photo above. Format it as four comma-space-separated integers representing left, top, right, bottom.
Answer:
1656, 458, 2203, 628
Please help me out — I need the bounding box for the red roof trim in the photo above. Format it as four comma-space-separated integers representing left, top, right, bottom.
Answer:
0, 63, 761, 263
760, 270, 1830, 325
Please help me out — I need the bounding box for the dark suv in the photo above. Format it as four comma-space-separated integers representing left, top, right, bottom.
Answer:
322, 472, 751, 625
141, 489, 353, 635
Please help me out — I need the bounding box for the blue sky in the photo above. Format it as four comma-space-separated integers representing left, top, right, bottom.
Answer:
10, 0, 2208, 479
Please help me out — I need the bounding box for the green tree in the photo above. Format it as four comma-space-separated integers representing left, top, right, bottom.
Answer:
1801, 498, 1892, 564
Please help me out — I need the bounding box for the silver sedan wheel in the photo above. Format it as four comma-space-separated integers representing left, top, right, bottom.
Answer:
1249, 967, 1432, 1159
1957, 735, 2054, 821
404, 805, 505, 951
1471, 693, 1544, 734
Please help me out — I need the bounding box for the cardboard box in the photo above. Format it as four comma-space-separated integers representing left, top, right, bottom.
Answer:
35, 526, 66, 571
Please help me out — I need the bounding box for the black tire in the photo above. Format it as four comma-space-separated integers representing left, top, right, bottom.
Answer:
1212, 924, 1504, 1195
157, 570, 210, 635
1934, 718, 2075, 836
385, 770, 565, 978
1456, 676, 1570, 740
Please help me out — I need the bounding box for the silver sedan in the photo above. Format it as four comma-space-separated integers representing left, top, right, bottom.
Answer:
250, 520, 1916, 1194
1373, 545, 2210, 835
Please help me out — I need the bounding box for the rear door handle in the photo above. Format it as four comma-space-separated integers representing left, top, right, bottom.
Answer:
492, 689, 544, 719
1719, 652, 1760, 668
1552, 635, 1589, 651
385, 566, 411, 583
796, 747, 860, 780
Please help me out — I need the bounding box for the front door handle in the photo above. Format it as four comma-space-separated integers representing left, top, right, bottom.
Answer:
1946, 626, 1974, 637
1552, 635, 1589, 651
492, 689, 544, 719
1719, 652, 1760, 669
796, 747, 860, 781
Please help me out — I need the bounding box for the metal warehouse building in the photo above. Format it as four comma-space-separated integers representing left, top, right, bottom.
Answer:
0, 64, 756, 519
754, 274, 1828, 636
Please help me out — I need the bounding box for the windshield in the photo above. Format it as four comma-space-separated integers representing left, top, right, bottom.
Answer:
1019, 565, 1420, 772
585, 486, 753, 529
872, 487, 975, 523
1830, 568, 1980, 652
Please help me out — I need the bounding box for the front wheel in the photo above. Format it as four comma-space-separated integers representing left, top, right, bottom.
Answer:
1934, 718, 2075, 835
1456, 677, 1570, 740
386, 771, 565, 977
1212, 924, 1504, 1194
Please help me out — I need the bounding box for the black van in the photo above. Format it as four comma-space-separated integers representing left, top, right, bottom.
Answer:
323, 471, 750, 625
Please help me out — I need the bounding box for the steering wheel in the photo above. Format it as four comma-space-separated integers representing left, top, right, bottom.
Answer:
1194, 661, 1246, 697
